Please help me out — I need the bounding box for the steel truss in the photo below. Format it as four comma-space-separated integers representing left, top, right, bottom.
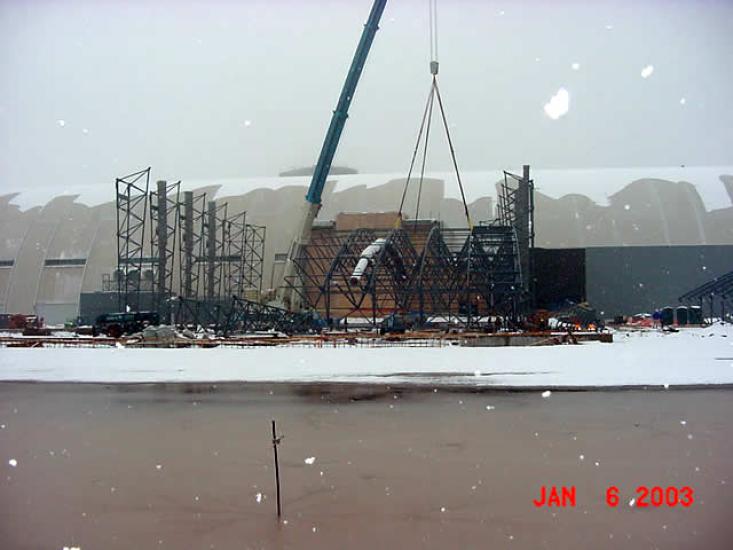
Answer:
452, 225, 523, 325
222, 296, 316, 336
679, 268, 733, 323
326, 228, 417, 326
174, 296, 229, 331
116, 167, 151, 312
114, 170, 268, 330
222, 214, 265, 298
285, 174, 532, 329
243, 223, 266, 295
499, 168, 534, 303
286, 226, 523, 329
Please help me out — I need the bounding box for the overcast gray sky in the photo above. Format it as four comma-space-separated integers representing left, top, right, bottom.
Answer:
1, 0, 732, 192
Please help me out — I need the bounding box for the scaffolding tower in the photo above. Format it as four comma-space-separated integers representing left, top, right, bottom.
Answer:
114, 169, 267, 332
115, 167, 151, 312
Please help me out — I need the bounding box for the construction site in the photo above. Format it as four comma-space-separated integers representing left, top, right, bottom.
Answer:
1, 0, 731, 348
3, 1, 733, 549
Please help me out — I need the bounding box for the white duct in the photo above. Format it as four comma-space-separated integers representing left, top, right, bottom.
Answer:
349, 238, 386, 285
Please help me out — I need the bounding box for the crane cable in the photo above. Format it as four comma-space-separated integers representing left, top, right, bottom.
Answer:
398, 0, 472, 230
429, 0, 438, 63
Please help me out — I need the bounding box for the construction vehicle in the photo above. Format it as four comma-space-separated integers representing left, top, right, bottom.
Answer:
276, 0, 387, 311
94, 311, 160, 338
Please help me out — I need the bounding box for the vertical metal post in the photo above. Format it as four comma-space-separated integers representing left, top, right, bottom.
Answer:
221, 219, 230, 297
206, 201, 217, 300
271, 420, 282, 518
183, 191, 194, 298
156, 180, 168, 307
116, 179, 123, 312
720, 296, 725, 323
517, 165, 531, 296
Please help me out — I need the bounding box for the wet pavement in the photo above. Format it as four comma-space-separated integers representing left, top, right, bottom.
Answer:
1, 382, 732, 549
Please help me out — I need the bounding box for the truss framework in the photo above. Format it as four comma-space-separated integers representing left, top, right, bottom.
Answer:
679, 268, 733, 322
281, 168, 535, 330
243, 224, 266, 294
222, 296, 315, 335
115, 169, 267, 327
116, 167, 151, 312
286, 224, 525, 329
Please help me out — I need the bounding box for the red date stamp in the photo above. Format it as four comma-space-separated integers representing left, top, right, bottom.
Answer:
533, 485, 694, 508
533, 485, 577, 507
606, 485, 694, 508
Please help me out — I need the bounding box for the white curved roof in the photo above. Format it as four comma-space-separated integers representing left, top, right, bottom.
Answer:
5, 165, 732, 212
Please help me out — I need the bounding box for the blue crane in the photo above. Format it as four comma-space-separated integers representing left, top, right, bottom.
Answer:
305, 0, 387, 205
277, 0, 388, 309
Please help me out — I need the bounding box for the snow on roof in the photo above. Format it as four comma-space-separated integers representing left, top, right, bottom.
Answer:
4, 165, 732, 212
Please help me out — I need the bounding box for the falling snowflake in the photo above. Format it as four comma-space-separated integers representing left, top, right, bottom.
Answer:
255, 492, 262, 503
680, 97, 687, 105
56, 119, 66, 127
156, 464, 162, 470
485, 405, 495, 411
680, 420, 687, 425
304, 456, 316, 465
541, 390, 552, 398
629, 497, 636, 507
624, 204, 631, 211
474, 370, 481, 377
544, 88, 570, 120
579, 454, 585, 461
571, 62, 580, 71
640, 65, 654, 79
8, 458, 17, 467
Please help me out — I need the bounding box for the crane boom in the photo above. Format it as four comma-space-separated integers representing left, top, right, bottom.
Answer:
277, 0, 387, 310
306, 0, 387, 205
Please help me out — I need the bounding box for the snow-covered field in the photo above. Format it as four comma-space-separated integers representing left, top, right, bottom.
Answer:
1, 326, 732, 388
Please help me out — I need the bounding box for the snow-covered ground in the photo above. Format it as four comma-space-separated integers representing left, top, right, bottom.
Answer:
1, 326, 732, 388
